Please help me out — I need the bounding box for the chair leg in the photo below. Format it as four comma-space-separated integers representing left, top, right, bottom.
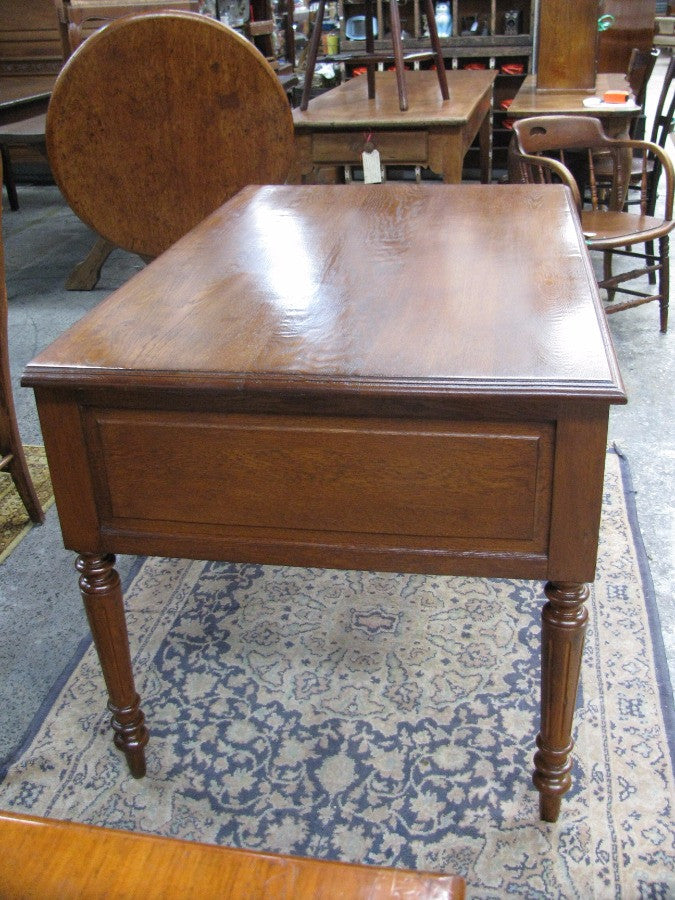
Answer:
1, 445, 45, 524
299, 0, 326, 111
603, 251, 615, 304
0, 146, 19, 212
646, 238, 657, 285
388, 0, 408, 111
659, 234, 669, 333
0, 370, 44, 525
423, 0, 449, 100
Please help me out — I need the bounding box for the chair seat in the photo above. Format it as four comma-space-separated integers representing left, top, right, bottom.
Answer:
581, 209, 675, 248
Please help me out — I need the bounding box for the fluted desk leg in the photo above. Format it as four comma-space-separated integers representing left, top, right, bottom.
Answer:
77, 554, 148, 778
534, 581, 589, 822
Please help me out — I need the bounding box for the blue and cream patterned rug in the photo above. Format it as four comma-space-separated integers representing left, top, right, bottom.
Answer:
0, 450, 672, 897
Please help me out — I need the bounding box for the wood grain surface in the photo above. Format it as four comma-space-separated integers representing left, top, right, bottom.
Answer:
0, 811, 465, 898
45, 12, 294, 258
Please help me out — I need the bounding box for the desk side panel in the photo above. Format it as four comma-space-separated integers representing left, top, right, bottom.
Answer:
81, 408, 554, 578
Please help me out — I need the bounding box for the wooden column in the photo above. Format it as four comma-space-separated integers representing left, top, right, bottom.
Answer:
536, 0, 600, 91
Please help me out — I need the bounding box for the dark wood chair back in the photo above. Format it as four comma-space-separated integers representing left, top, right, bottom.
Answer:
626, 47, 659, 139
46, 11, 295, 260
510, 113, 675, 332
53, 0, 200, 57
0, 158, 45, 524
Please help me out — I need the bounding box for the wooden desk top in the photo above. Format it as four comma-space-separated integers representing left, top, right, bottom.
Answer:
25, 184, 624, 407
509, 72, 639, 118
293, 69, 496, 130
0, 811, 465, 898
0, 74, 57, 109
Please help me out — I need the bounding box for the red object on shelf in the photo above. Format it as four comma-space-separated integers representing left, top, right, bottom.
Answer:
500, 97, 514, 109
501, 62, 524, 75
463, 61, 487, 70
503, 118, 515, 129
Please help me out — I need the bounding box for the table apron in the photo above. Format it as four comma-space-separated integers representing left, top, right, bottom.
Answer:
310, 130, 430, 165
35, 391, 609, 583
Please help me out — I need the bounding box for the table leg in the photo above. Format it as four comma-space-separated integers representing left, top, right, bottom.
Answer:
65, 237, 115, 291
428, 132, 462, 183
76, 553, 148, 778
533, 580, 588, 822
479, 107, 492, 184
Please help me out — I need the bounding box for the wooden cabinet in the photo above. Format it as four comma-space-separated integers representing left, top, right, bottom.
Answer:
338, 0, 535, 51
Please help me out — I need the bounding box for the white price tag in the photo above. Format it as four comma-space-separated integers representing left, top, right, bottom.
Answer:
362, 148, 382, 184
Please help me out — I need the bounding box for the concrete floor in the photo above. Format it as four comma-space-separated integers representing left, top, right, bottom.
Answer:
0, 60, 673, 766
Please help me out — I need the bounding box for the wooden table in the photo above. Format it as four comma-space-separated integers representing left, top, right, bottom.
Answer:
23, 183, 626, 824
508, 72, 640, 137
290, 69, 496, 184
0, 76, 56, 210
0, 75, 56, 112
0, 811, 465, 898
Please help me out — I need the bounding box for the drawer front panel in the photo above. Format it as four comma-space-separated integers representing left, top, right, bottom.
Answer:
311, 131, 428, 164
87, 411, 554, 553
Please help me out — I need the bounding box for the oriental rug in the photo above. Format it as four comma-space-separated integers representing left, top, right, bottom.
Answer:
0, 445, 54, 563
0, 450, 672, 897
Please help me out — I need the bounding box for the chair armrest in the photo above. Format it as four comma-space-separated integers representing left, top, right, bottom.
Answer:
510, 149, 582, 210
608, 137, 675, 219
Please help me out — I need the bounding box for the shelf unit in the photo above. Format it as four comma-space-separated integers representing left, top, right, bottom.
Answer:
333, 0, 537, 174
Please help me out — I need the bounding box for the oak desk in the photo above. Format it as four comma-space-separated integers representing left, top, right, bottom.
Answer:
508, 72, 640, 137
24, 184, 626, 823
290, 69, 496, 184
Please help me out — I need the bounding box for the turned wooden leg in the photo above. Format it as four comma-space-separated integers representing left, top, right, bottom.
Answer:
533, 580, 589, 822
659, 234, 669, 334
76, 553, 148, 777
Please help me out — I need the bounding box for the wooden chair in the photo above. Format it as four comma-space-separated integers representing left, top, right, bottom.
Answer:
300, 0, 449, 112
0, 159, 45, 525
626, 47, 659, 139
45, 11, 294, 280
53, 0, 200, 57
510, 114, 674, 333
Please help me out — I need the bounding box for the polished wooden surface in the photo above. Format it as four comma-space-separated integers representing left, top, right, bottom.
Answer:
46, 12, 294, 259
536, 0, 598, 91
28, 185, 622, 396
24, 184, 626, 821
0, 811, 465, 898
291, 70, 495, 183
509, 73, 638, 118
